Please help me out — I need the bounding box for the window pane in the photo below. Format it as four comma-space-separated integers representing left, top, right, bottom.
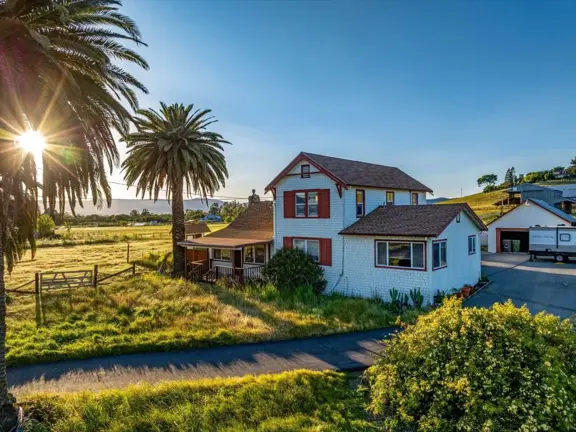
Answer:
244, 246, 254, 263
295, 193, 306, 217
308, 192, 318, 217
440, 243, 447, 267
306, 240, 320, 262
214, 249, 221, 260
412, 243, 424, 268
433, 243, 440, 268
356, 204, 364, 216
388, 243, 411, 267
255, 244, 266, 264
412, 193, 418, 205
222, 249, 231, 261
376, 242, 387, 266
386, 192, 394, 204
293, 239, 305, 250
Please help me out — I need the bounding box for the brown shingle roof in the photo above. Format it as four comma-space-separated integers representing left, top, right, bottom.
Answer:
340, 204, 486, 237
185, 222, 211, 235
179, 202, 273, 248
303, 152, 433, 192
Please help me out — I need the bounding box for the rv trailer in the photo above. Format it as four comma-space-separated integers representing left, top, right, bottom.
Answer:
529, 225, 576, 262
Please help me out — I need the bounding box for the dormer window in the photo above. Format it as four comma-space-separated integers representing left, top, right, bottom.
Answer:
301, 164, 310, 178
356, 190, 365, 217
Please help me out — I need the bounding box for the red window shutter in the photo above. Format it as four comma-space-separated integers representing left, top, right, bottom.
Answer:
283, 237, 293, 249
320, 238, 332, 266
284, 191, 295, 218
318, 189, 331, 218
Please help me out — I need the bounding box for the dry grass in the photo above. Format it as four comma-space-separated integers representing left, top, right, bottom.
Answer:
6, 273, 418, 367
440, 189, 515, 223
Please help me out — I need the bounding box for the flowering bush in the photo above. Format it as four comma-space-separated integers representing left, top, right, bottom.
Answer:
366, 298, 576, 431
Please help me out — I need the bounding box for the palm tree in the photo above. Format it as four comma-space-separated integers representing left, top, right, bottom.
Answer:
122, 103, 230, 277
0, 143, 38, 427
0, 0, 148, 426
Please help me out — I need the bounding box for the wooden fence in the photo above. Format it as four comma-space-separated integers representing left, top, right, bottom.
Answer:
6, 263, 138, 326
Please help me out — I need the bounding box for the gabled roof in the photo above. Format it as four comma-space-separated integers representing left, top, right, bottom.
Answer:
185, 222, 210, 235
265, 152, 433, 193
487, 198, 576, 226
540, 183, 576, 198
340, 204, 486, 237
179, 202, 273, 248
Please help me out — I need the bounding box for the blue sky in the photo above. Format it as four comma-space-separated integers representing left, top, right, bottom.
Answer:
111, 0, 576, 201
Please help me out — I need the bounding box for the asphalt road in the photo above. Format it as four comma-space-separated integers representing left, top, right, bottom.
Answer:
8, 328, 397, 395
466, 253, 576, 318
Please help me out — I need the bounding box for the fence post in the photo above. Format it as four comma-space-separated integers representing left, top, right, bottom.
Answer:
132, 262, 136, 276
35, 272, 42, 327
93, 265, 98, 288
127, 242, 130, 263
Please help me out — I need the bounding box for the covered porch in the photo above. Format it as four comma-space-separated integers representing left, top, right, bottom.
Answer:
180, 237, 272, 283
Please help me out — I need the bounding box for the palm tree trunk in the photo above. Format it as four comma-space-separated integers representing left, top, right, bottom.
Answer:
0, 232, 18, 430
171, 180, 186, 278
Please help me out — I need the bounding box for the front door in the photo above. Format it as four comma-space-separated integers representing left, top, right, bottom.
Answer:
233, 249, 242, 269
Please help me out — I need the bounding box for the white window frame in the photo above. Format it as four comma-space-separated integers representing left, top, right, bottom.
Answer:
433, 240, 447, 270
356, 189, 365, 217
213, 248, 231, 261
385, 191, 395, 206
468, 235, 477, 255
375, 241, 425, 270
293, 239, 320, 262
244, 244, 266, 264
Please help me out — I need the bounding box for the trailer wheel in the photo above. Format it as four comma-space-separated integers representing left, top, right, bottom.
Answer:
555, 254, 565, 263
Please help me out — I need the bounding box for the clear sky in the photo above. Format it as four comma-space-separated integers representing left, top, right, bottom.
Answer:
110, 0, 576, 201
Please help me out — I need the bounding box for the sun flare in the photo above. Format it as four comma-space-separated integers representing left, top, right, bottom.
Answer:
17, 130, 46, 155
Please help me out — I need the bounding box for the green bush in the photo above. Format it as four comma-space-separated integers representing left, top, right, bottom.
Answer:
262, 248, 326, 293
366, 298, 576, 431
37, 214, 55, 238
22, 371, 374, 431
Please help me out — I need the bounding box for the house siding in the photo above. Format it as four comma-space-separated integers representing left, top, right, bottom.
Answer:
338, 235, 432, 301
487, 201, 568, 253
431, 212, 482, 296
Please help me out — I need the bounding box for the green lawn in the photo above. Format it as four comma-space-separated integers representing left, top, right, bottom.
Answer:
6, 273, 421, 367
21, 370, 374, 431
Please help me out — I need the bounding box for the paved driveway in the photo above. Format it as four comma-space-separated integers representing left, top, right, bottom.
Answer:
466, 253, 576, 319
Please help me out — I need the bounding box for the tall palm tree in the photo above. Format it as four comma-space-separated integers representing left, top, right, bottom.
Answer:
0, 0, 148, 426
123, 103, 230, 277
0, 143, 38, 428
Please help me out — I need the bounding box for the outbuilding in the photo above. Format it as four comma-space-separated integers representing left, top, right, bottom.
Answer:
487, 199, 576, 253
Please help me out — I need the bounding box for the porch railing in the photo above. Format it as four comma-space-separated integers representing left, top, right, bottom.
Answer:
213, 265, 263, 283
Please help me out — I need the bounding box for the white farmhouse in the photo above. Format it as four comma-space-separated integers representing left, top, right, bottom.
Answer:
265, 152, 487, 304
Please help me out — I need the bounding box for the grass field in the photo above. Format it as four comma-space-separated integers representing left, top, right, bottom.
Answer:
440, 189, 514, 223
6, 224, 228, 288
6, 273, 421, 367
21, 370, 373, 431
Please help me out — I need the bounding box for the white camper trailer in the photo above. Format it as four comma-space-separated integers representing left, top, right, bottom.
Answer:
529, 225, 576, 262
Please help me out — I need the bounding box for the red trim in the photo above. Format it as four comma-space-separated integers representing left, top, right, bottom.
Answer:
291, 237, 332, 266
468, 234, 477, 255
300, 164, 311, 178
265, 153, 348, 192
356, 189, 365, 217
336, 183, 343, 198
432, 239, 447, 271
271, 187, 276, 200
348, 183, 432, 193
373, 239, 427, 271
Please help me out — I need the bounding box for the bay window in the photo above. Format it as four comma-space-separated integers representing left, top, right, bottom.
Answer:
375, 241, 425, 270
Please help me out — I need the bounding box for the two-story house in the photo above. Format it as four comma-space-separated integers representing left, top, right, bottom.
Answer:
265, 152, 487, 304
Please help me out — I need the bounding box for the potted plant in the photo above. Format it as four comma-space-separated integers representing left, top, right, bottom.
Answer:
461, 285, 473, 298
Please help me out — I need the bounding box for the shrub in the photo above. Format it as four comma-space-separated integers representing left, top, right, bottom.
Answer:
366, 298, 576, 431
262, 248, 326, 293
37, 214, 55, 238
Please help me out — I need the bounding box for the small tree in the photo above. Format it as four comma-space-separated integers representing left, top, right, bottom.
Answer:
262, 248, 326, 293
476, 173, 497, 189
129, 209, 140, 218
366, 298, 576, 431
141, 208, 151, 216
209, 202, 221, 216
37, 215, 55, 238
220, 200, 246, 222
504, 167, 516, 187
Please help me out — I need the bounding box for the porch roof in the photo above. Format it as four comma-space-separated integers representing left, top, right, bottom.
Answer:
179, 237, 271, 248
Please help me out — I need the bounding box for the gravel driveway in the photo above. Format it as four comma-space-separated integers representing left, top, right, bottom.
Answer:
466, 253, 576, 319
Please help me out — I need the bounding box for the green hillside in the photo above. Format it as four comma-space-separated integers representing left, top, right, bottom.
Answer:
440, 189, 512, 224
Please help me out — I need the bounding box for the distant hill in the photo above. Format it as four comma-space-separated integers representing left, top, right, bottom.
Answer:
440, 190, 511, 224
46, 198, 224, 216
428, 197, 450, 204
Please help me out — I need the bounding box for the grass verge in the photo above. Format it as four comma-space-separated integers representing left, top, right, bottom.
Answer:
7, 273, 421, 367
21, 370, 375, 431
